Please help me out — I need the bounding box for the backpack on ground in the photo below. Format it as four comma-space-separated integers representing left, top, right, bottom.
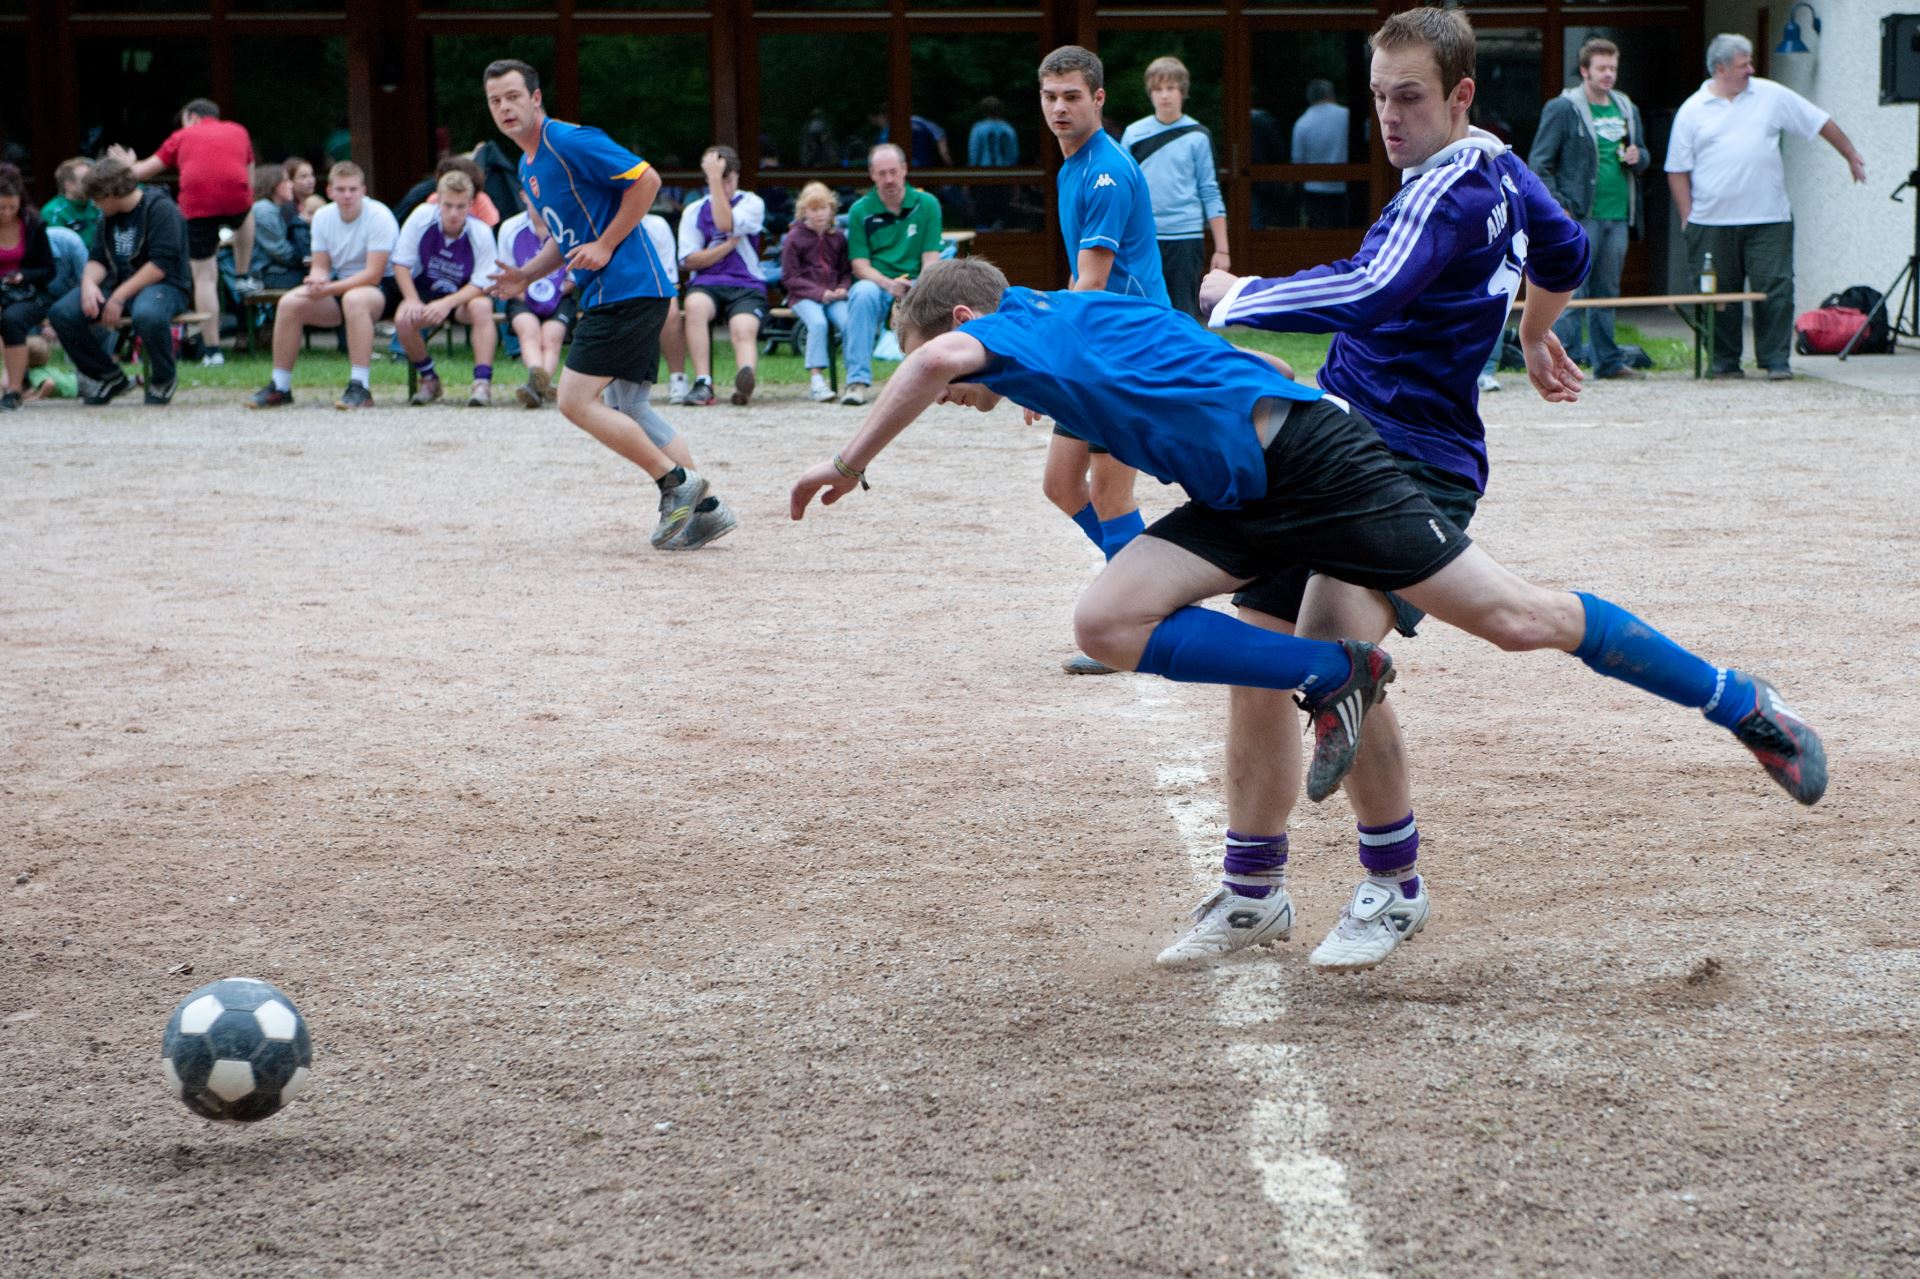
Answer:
1796, 285, 1894, 355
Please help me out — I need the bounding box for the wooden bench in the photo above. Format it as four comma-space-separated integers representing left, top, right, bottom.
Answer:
110, 310, 214, 384
1519, 290, 1767, 379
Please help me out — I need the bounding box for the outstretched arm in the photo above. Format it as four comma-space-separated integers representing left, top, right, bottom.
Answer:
791, 331, 991, 517
1818, 120, 1867, 184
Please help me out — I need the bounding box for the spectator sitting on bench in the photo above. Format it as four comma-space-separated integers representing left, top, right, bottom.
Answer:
248, 160, 401, 411
496, 201, 574, 409
41, 157, 100, 250
1, 165, 57, 412
45, 157, 191, 406
393, 169, 500, 407
109, 98, 256, 366
677, 145, 767, 407
286, 157, 325, 220
780, 181, 852, 403
247, 164, 309, 290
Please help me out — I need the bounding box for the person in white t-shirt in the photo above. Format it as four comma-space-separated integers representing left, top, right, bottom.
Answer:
677, 146, 767, 406
393, 170, 500, 407
643, 211, 691, 405
1665, 33, 1866, 380
249, 161, 402, 410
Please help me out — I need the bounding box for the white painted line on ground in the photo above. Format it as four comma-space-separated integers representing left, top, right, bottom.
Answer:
1156, 746, 1386, 1279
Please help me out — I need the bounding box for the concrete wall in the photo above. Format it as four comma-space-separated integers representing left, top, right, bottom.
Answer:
1684, 1, 1918, 310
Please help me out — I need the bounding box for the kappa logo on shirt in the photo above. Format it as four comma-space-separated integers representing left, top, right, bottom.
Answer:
1093, 173, 1117, 188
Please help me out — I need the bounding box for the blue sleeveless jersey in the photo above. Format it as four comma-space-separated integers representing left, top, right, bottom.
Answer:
960, 288, 1319, 509
518, 119, 675, 309
1209, 134, 1588, 491
1057, 130, 1169, 305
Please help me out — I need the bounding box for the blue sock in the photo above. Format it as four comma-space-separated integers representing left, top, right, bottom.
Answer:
1358, 812, 1421, 898
473, 364, 492, 382
1068, 503, 1103, 550
1098, 510, 1146, 561
1573, 592, 1756, 729
1224, 830, 1287, 899
1135, 606, 1351, 695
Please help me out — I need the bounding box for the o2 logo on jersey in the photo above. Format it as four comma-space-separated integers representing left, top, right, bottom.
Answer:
540, 205, 582, 256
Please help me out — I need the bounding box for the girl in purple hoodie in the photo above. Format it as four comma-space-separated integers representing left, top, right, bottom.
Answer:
779, 182, 853, 402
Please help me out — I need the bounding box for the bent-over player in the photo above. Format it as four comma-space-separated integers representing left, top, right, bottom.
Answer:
789, 258, 1827, 962
482, 58, 735, 551
1186, 7, 1590, 972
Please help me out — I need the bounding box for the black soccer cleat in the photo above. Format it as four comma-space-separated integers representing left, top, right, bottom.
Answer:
1731, 677, 1827, 806
1297, 640, 1396, 804
248, 384, 294, 409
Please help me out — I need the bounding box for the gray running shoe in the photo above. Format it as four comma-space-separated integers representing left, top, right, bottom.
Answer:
650, 469, 710, 548
409, 373, 443, 406
336, 381, 374, 411
660, 496, 738, 552
1062, 652, 1118, 675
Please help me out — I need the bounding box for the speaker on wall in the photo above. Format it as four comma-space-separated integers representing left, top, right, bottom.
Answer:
1885, 14, 1920, 104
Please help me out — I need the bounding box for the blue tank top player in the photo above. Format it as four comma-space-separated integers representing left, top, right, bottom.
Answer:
1188, 9, 1596, 972
482, 57, 735, 552
1036, 45, 1172, 677
790, 256, 1827, 972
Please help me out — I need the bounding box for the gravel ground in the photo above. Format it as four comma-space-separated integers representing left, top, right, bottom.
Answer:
2, 374, 1916, 1278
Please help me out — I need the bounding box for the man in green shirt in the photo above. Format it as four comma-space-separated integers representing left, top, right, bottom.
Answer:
1528, 37, 1650, 380
840, 142, 943, 405
40, 158, 101, 250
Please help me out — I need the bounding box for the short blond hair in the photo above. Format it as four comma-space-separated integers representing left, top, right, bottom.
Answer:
1144, 56, 1190, 98
796, 181, 838, 216
328, 160, 365, 186
892, 256, 1009, 343
436, 169, 475, 199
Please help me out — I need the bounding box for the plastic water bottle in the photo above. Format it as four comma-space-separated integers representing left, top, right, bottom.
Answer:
1700, 252, 1718, 295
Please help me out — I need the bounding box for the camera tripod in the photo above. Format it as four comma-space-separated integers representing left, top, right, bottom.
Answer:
1839, 115, 1920, 360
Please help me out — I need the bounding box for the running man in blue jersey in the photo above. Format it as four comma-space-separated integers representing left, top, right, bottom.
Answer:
482, 59, 735, 551
789, 257, 1827, 964
1186, 8, 1592, 971
1037, 46, 1171, 675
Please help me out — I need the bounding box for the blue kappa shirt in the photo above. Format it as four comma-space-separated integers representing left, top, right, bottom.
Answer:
1209, 132, 1589, 491
961, 288, 1319, 509
518, 119, 675, 309
1056, 129, 1169, 305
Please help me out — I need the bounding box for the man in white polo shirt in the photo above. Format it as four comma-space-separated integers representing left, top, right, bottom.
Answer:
1666, 32, 1866, 380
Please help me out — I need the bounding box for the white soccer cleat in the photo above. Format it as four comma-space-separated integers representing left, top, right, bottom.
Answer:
1155, 885, 1294, 968
1308, 877, 1430, 973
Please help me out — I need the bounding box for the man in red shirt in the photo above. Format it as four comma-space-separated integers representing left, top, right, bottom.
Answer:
110, 98, 255, 364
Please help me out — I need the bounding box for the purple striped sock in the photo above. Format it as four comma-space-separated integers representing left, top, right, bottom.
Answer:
1358, 812, 1421, 898
1224, 829, 1288, 899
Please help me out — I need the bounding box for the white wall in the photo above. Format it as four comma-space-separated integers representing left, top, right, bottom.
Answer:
1693, 1, 1917, 305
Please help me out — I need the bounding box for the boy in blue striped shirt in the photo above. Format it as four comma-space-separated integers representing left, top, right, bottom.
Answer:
1119, 56, 1231, 321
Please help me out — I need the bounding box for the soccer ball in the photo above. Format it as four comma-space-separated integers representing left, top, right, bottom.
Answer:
161, 977, 313, 1123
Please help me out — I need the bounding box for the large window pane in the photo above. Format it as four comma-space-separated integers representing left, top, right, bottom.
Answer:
234, 37, 349, 169
1471, 28, 1545, 157
432, 35, 554, 162
1097, 29, 1225, 139
909, 33, 1044, 231
757, 33, 887, 171
75, 38, 213, 157
1249, 29, 1369, 228
578, 35, 709, 173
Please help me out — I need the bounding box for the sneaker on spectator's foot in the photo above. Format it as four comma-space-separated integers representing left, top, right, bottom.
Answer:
0, 390, 22, 412
1062, 652, 1118, 675
1730, 677, 1827, 805
731, 366, 756, 406
527, 366, 552, 404
1766, 367, 1794, 382
1707, 366, 1746, 380
839, 383, 868, 407
200, 350, 225, 368
1476, 371, 1501, 393
686, 377, 716, 407
230, 275, 264, 299
248, 383, 294, 409
468, 380, 491, 407
1297, 640, 1396, 803
650, 469, 710, 548
668, 372, 690, 405
809, 379, 835, 403
515, 380, 542, 409
1155, 886, 1294, 968
1309, 877, 1430, 973
144, 381, 176, 406
83, 370, 135, 406
336, 381, 374, 411
660, 495, 738, 552
409, 374, 442, 406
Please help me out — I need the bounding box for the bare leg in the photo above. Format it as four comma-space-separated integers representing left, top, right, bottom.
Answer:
1088, 454, 1139, 521
1294, 577, 1409, 823
465, 298, 498, 370
1393, 545, 1586, 652
271, 290, 341, 374
683, 291, 716, 381
396, 315, 430, 364
660, 298, 686, 378
555, 368, 677, 478
727, 313, 758, 375
339, 286, 386, 368
190, 256, 221, 351
541, 320, 566, 377
511, 312, 547, 372
1042, 432, 1093, 516
231, 211, 256, 276
1072, 535, 1250, 669
1224, 609, 1306, 836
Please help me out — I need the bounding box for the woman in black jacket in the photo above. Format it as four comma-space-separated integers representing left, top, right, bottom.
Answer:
0, 164, 57, 411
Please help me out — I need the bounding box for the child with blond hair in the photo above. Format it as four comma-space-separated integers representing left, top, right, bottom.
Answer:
779, 182, 853, 402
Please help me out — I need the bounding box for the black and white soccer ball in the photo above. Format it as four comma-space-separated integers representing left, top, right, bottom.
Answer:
160, 977, 313, 1123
